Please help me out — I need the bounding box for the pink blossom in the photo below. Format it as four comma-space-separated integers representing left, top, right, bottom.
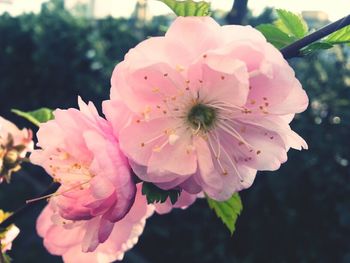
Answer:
105, 17, 309, 201
37, 185, 154, 263
31, 97, 136, 252
0, 116, 33, 183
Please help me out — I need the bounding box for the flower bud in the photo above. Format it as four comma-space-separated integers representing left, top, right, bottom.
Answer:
0, 117, 33, 183
4, 149, 19, 166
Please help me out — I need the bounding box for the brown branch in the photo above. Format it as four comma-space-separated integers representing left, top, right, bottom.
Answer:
281, 15, 350, 59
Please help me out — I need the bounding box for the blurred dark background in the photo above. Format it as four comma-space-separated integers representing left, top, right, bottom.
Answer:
0, 0, 349, 262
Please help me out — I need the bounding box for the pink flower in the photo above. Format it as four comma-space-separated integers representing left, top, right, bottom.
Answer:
37, 185, 154, 263
0, 210, 20, 252
31, 97, 136, 252
0, 116, 33, 183
104, 17, 308, 201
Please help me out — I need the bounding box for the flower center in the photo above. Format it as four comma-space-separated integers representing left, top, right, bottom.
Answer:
187, 103, 217, 131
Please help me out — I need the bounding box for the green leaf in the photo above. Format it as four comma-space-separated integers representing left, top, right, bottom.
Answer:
141, 182, 181, 205
301, 42, 334, 56
256, 24, 296, 49
12, 108, 54, 126
207, 193, 243, 235
275, 9, 308, 38
324, 25, 350, 45
157, 0, 210, 17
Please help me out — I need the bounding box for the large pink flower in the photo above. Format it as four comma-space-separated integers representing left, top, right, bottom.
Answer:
37, 185, 154, 263
31, 98, 136, 252
105, 17, 308, 201
0, 116, 33, 183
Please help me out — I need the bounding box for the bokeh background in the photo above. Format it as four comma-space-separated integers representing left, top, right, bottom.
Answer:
0, 0, 349, 262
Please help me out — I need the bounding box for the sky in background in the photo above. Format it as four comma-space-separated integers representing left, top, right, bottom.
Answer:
0, 0, 348, 21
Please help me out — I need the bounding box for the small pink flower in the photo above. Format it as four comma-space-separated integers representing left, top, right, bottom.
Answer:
37, 185, 154, 263
1, 225, 20, 253
0, 116, 33, 183
0, 210, 20, 253
104, 17, 308, 201
31, 97, 136, 252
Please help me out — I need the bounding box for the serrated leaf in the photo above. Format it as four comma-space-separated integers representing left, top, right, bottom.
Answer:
301, 42, 334, 56
141, 182, 181, 205
324, 25, 350, 45
12, 108, 54, 126
207, 193, 242, 235
157, 0, 210, 17
256, 24, 296, 48
275, 9, 308, 38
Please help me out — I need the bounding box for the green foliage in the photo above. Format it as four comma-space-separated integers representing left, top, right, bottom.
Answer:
325, 25, 350, 45
300, 42, 334, 56
256, 9, 308, 49
207, 193, 243, 235
257, 9, 348, 55
0, 0, 140, 120
256, 24, 296, 48
157, 0, 210, 17
275, 9, 308, 38
142, 182, 181, 205
11, 108, 53, 126
301, 25, 350, 55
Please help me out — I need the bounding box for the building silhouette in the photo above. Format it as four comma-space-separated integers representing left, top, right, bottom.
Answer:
132, 0, 149, 24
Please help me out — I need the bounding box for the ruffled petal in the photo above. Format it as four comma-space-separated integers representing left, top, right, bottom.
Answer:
165, 16, 222, 57
81, 217, 101, 253
120, 117, 176, 167
217, 119, 287, 171
102, 100, 133, 137
188, 54, 249, 107
147, 131, 197, 177
193, 136, 223, 193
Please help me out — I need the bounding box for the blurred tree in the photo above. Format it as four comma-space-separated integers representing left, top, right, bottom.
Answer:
0, 1, 349, 262
247, 7, 274, 27
0, 0, 141, 123
226, 0, 249, 25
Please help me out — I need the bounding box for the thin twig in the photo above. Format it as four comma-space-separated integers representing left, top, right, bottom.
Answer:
0, 183, 59, 229
281, 15, 350, 59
